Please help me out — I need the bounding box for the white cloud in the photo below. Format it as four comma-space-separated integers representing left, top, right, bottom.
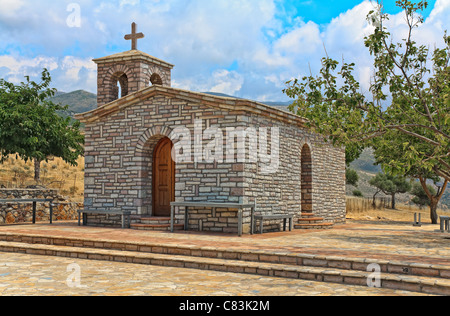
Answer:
0, 0, 448, 101
210, 70, 244, 95
0, 0, 25, 17
0, 54, 96, 92
274, 21, 322, 55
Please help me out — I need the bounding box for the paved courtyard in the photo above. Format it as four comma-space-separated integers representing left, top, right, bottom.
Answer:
0, 219, 448, 296
0, 252, 425, 296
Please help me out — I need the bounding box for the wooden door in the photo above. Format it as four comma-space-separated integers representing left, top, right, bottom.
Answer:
153, 138, 175, 217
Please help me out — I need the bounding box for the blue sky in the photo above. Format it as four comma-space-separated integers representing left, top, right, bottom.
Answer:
0, 0, 448, 102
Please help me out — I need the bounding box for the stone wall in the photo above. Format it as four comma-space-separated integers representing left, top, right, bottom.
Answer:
0, 189, 82, 224
245, 114, 347, 225
83, 95, 247, 232
94, 51, 173, 107
83, 91, 346, 233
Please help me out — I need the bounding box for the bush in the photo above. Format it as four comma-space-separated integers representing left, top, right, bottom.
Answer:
352, 190, 363, 197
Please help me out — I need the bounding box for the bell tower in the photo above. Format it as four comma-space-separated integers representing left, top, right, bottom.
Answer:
93, 22, 174, 107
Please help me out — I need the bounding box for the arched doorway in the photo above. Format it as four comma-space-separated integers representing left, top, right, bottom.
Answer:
152, 137, 175, 217
301, 144, 313, 213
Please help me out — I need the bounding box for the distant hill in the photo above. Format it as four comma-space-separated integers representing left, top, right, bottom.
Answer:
50, 90, 97, 115
52, 90, 293, 115
202, 92, 292, 112
348, 148, 449, 208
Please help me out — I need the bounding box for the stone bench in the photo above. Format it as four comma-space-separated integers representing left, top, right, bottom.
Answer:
440, 216, 450, 233
252, 214, 293, 234
78, 210, 132, 229
170, 201, 257, 237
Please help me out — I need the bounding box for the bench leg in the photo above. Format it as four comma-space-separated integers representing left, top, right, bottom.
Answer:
260, 220, 263, 234
184, 207, 189, 231
170, 206, 174, 233
78, 213, 81, 226
238, 210, 243, 237
32, 201, 36, 224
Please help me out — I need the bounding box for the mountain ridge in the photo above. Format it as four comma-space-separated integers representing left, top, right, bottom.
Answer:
50, 90, 291, 114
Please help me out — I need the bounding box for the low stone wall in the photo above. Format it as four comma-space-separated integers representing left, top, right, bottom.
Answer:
0, 189, 82, 224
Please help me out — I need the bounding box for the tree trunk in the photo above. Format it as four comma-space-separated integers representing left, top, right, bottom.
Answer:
430, 198, 439, 225
419, 176, 448, 225
372, 189, 380, 208
391, 193, 396, 209
34, 158, 41, 183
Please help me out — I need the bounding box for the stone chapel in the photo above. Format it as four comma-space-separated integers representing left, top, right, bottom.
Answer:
75, 23, 346, 234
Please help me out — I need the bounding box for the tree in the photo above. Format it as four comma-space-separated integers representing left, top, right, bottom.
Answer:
369, 172, 411, 209
346, 168, 359, 187
283, 0, 449, 184
372, 128, 448, 223
0, 69, 84, 182
417, 176, 447, 223
411, 182, 434, 208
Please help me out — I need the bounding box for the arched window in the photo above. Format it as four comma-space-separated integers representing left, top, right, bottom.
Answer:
111, 72, 129, 101
150, 73, 163, 86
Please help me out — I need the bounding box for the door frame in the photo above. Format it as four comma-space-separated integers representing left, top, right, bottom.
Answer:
152, 137, 175, 217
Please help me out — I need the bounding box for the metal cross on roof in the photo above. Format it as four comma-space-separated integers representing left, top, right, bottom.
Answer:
124, 22, 145, 50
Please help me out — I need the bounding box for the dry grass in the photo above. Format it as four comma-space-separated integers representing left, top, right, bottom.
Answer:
0, 156, 85, 202
346, 196, 450, 224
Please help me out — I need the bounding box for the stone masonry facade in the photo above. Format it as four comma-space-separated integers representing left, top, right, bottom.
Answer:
78, 87, 346, 233
94, 50, 173, 107
76, 48, 346, 234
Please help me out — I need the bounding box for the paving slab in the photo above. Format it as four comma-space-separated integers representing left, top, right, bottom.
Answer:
0, 220, 448, 296
0, 220, 448, 267
0, 252, 429, 296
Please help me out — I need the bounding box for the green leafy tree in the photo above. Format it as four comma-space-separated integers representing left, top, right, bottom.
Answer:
369, 172, 411, 209
283, 0, 449, 183
0, 69, 84, 182
411, 182, 436, 208
346, 168, 359, 187
372, 129, 448, 223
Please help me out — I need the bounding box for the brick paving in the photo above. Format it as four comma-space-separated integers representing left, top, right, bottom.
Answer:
0, 220, 448, 296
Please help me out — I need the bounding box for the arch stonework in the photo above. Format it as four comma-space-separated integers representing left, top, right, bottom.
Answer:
134, 126, 175, 216
143, 65, 171, 87
94, 50, 173, 107
135, 126, 174, 155
97, 64, 133, 105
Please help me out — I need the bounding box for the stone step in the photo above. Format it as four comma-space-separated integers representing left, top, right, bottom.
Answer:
298, 217, 327, 224
139, 217, 172, 224
130, 223, 184, 231
0, 240, 448, 295
296, 213, 334, 230
131, 216, 182, 231
0, 232, 448, 280
295, 222, 334, 230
